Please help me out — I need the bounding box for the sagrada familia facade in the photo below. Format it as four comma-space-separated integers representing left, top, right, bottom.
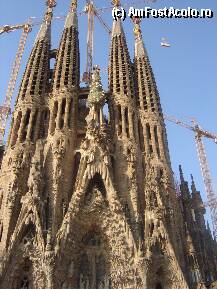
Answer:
0, 1, 216, 288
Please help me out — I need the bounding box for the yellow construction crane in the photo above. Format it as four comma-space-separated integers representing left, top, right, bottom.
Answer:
164, 114, 217, 237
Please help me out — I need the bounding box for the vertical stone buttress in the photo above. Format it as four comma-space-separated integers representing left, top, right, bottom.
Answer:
108, 15, 143, 246
0, 6, 52, 251
45, 0, 80, 235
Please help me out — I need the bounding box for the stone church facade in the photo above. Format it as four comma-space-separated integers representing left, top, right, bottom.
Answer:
0, 1, 216, 288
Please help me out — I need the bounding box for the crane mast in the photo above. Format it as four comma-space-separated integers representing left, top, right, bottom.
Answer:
82, 1, 111, 85
83, 1, 94, 85
0, 22, 31, 146
165, 114, 217, 237
195, 132, 217, 234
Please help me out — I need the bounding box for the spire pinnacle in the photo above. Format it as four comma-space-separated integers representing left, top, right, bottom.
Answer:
70, 0, 77, 11
132, 17, 142, 40
65, 0, 78, 28
111, 0, 124, 37
112, 0, 121, 7
45, 0, 56, 23
111, 18, 124, 38
191, 174, 197, 194
35, 0, 56, 42
132, 17, 147, 58
179, 165, 185, 184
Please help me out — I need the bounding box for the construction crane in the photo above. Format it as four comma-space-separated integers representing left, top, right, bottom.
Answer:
0, 0, 56, 147
164, 114, 217, 237
0, 20, 32, 146
82, 0, 111, 85
0, 0, 157, 144
81, 0, 157, 85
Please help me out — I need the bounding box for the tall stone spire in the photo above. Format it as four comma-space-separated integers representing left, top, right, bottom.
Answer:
133, 18, 170, 168
45, 0, 80, 236
0, 1, 56, 252
16, 2, 54, 103
179, 165, 191, 199
109, 1, 134, 99
108, 2, 138, 149
133, 18, 162, 114
0, 1, 217, 288
8, 2, 54, 147
52, 0, 80, 91
179, 165, 185, 184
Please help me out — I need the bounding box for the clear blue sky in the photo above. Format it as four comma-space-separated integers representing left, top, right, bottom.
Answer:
1, 0, 217, 228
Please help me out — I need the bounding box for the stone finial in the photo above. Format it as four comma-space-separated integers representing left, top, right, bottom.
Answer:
70, 0, 77, 11
191, 174, 197, 194
179, 165, 185, 184
111, 1, 124, 37
87, 66, 105, 107
35, 0, 56, 42
112, 0, 121, 7
132, 17, 142, 40
111, 18, 124, 37
65, 0, 78, 28
133, 18, 147, 59
45, 0, 56, 23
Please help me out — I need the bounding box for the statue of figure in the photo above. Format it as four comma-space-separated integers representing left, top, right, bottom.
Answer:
99, 280, 105, 289
62, 282, 68, 289
79, 273, 90, 289
20, 277, 29, 289
68, 261, 74, 277
104, 277, 110, 289
86, 278, 90, 289
28, 159, 41, 196
79, 273, 85, 289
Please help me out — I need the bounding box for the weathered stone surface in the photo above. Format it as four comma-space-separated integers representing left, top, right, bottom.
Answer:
0, 3, 216, 289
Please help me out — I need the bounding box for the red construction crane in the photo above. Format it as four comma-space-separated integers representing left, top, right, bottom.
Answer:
164, 114, 217, 237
